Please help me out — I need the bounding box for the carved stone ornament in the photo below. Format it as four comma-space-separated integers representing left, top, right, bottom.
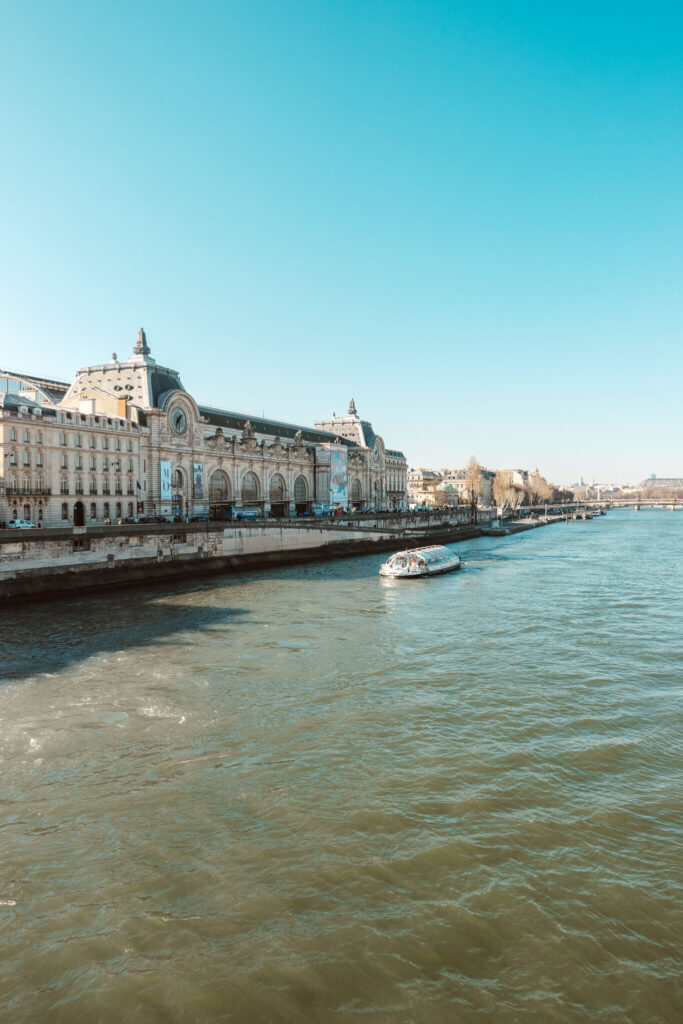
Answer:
268, 436, 288, 457
239, 419, 260, 452
206, 427, 233, 452
294, 430, 305, 448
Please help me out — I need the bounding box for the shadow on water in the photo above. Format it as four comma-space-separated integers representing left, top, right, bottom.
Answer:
1, 589, 253, 684
1, 534, 514, 684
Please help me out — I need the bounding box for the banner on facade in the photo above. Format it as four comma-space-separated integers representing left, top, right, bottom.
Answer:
329, 448, 348, 505
193, 462, 204, 498
160, 460, 172, 501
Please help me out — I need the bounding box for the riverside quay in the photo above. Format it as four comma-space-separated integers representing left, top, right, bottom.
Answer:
0, 331, 408, 527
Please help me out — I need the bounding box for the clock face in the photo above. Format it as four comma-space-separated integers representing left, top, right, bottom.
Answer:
170, 408, 187, 435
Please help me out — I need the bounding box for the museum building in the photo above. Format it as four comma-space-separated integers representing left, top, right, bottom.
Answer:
0, 330, 407, 526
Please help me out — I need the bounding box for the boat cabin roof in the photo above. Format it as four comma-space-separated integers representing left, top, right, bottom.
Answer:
387, 545, 457, 565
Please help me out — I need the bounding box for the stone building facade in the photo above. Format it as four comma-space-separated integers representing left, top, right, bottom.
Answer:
1, 332, 407, 526
314, 399, 408, 511
0, 389, 143, 526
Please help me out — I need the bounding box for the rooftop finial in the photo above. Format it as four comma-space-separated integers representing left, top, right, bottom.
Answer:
348, 397, 357, 415
134, 327, 150, 356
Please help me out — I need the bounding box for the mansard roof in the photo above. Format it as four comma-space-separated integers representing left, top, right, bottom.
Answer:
199, 405, 359, 447
63, 330, 185, 409
0, 368, 69, 404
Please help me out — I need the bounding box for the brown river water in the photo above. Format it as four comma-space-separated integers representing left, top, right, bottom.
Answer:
1, 510, 681, 1023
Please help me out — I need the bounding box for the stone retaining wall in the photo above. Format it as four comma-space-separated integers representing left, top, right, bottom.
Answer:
0, 519, 495, 604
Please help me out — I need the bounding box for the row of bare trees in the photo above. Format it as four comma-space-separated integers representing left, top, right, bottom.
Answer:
454, 457, 573, 523
489, 467, 572, 511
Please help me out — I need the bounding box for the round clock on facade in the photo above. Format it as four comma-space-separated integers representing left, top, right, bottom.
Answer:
170, 408, 187, 435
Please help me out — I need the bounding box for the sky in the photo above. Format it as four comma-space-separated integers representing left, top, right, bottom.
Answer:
1, 0, 681, 484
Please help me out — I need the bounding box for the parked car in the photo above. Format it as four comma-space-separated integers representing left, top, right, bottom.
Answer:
7, 519, 36, 529
189, 514, 209, 522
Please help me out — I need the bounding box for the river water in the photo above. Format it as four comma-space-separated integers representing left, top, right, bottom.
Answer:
1, 510, 681, 1023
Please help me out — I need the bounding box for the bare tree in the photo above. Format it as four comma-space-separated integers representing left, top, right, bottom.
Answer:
464, 456, 483, 524
492, 471, 509, 509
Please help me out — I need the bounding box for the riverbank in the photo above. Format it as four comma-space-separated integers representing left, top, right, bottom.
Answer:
0, 514, 559, 605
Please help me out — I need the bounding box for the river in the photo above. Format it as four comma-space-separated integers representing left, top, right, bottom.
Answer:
1, 510, 681, 1022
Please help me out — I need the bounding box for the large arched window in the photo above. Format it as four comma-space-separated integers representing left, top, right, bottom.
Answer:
209, 470, 231, 503
293, 475, 308, 502
241, 471, 260, 504
351, 478, 362, 503
269, 474, 286, 501
172, 468, 184, 490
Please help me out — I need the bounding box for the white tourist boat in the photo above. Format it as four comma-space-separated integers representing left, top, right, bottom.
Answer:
379, 544, 462, 578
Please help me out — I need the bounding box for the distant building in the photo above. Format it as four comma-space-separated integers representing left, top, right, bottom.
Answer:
0, 334, 408, 526
408, 465, 495, 507
440, 468, 495, 507
407, 468, 443, 507
640, 477, 683, 490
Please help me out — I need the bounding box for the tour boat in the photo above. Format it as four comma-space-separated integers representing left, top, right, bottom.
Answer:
379, 545, 462, 578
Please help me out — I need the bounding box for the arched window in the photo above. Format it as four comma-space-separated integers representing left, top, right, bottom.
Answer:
103, 502, 110, 520
209, 470, 231, 503
61, 502, 69, 520
172, 468, 184, 489
269, 474, 286, 501
293, 476, 307, 502
127, 502, 134, 517
351, 479, 362, 503
90, 503, 97, 520
241, 471, 260, 504
115, 502, 122, 519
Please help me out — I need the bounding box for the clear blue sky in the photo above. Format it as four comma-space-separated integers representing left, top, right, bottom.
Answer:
1, 1, 681, 484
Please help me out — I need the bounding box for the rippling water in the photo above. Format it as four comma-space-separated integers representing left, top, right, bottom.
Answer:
1, 510, 681, 1023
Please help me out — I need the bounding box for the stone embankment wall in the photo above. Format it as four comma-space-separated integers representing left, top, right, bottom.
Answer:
0, 512, 493, 604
